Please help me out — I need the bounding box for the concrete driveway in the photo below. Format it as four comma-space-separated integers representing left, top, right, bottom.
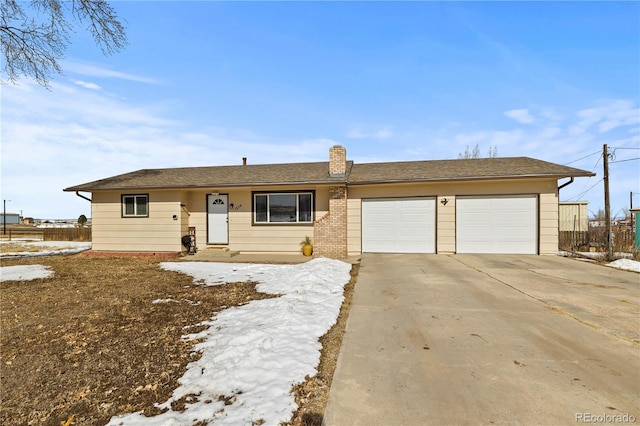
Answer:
324, 254, 639, 426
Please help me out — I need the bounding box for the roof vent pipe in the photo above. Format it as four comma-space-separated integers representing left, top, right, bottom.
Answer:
243, 157, 247, 166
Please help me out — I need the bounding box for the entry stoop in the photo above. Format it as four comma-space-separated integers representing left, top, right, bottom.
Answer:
181, 247, 240, 261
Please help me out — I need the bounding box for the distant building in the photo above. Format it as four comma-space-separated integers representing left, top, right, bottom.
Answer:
0, 213, 21, 225
36, 219, 79, 228
613, 218, 633, 230
632, 208, 640, 252
559, 202, 588, 232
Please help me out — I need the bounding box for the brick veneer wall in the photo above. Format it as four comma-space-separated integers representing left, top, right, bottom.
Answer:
313, 185, 348, 259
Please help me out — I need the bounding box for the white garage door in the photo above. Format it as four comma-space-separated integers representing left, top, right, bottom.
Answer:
362, 198, 436, 253
457, 195, 538, 254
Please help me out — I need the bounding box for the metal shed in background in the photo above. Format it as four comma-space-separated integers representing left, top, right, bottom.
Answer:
559, 201, 589, 232
632, 208, 640, 254
0, 213, 21, 225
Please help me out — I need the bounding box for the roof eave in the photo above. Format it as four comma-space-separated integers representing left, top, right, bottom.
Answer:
65, 171, 594, 192
347, 172, 595, 186
64, 179, 348, 192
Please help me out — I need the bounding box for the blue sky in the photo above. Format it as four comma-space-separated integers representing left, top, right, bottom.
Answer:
2, 1, 639, 219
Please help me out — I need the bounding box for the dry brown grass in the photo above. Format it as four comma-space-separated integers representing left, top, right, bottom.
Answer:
0, 254, 358, 425
0, 242, 48, 253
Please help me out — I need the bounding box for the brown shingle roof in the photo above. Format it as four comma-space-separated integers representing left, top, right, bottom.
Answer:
64, 157, 593, 192
348, 157, 594, 184
64, 161, 354, 191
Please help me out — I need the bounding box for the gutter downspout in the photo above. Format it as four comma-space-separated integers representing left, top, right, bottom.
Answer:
75, 191, 92, 202
558, 177, 574, 191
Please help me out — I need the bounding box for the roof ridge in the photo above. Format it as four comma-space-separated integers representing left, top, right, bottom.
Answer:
64, 157, 592, 192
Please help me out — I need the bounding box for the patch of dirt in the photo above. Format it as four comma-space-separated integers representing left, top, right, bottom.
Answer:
0, 254, 358, 425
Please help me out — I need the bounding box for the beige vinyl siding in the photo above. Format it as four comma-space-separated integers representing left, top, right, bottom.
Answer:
91, 190, 184, 252
539, 192, 559, 255
347, 178, 559, 255
183, 191, 207, 249
181, 193, 190, 240
437, 195, 456, 254
184, 186, 330, 253
347, 198, 362, 255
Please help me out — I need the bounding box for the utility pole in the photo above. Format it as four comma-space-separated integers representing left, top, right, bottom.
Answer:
603, 144, 612, 261
3, 200, 7, 236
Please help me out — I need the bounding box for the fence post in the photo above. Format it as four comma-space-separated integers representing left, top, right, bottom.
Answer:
572, 215, 577, 252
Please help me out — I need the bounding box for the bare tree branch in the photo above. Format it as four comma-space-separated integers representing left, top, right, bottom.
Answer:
0, 0, 127, 87
73, 0, 127, 55
457, 144, 499, 159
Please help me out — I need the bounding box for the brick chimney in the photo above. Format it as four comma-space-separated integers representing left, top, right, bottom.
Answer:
329, 145, 346, 177
316, 146, 348, 259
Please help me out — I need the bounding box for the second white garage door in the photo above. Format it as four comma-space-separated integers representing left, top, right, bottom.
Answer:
456, 195, 538, 254
362, 197, 436, 253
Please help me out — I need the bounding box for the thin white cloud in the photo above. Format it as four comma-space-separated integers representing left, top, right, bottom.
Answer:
570, 100, 640, 135
64, 61, 159, 84
504, 108, 536, 124
73, 80, 101, 90
0, 80, 339, 218
427, 99, 639, 213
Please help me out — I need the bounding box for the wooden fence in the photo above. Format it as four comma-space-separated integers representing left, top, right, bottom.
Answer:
3, 227, 92, 241
559, 228, 635, 253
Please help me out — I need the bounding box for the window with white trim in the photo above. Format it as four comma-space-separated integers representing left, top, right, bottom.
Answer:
122, 194, 148, 217
253, 192, 313, 224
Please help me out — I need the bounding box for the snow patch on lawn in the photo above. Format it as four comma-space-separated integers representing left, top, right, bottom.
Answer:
607, 259, 640, 273
0, 265, 54, 282
151, 298, 179, 304
108, 257, 352, 426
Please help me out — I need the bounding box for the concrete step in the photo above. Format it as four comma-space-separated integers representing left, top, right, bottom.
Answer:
182, 247, 240, 260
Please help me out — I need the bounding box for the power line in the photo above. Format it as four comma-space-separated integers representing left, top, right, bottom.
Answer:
610, 157, 640, 164
573, 153, 602, 201
568, 178, 603, 202
562, 150, 600, 166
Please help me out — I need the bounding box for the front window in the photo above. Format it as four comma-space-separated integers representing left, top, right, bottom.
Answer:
254, 192, 313, 224
122, 194, 148, 217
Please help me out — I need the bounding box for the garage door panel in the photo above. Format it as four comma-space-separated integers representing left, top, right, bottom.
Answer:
457, 196, 537, 254
362, 198, 435, 253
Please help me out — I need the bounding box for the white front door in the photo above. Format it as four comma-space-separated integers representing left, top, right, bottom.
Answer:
207, 194, 229, 244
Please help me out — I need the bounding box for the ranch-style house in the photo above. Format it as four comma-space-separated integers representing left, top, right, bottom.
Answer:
64, 145, 594, 258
